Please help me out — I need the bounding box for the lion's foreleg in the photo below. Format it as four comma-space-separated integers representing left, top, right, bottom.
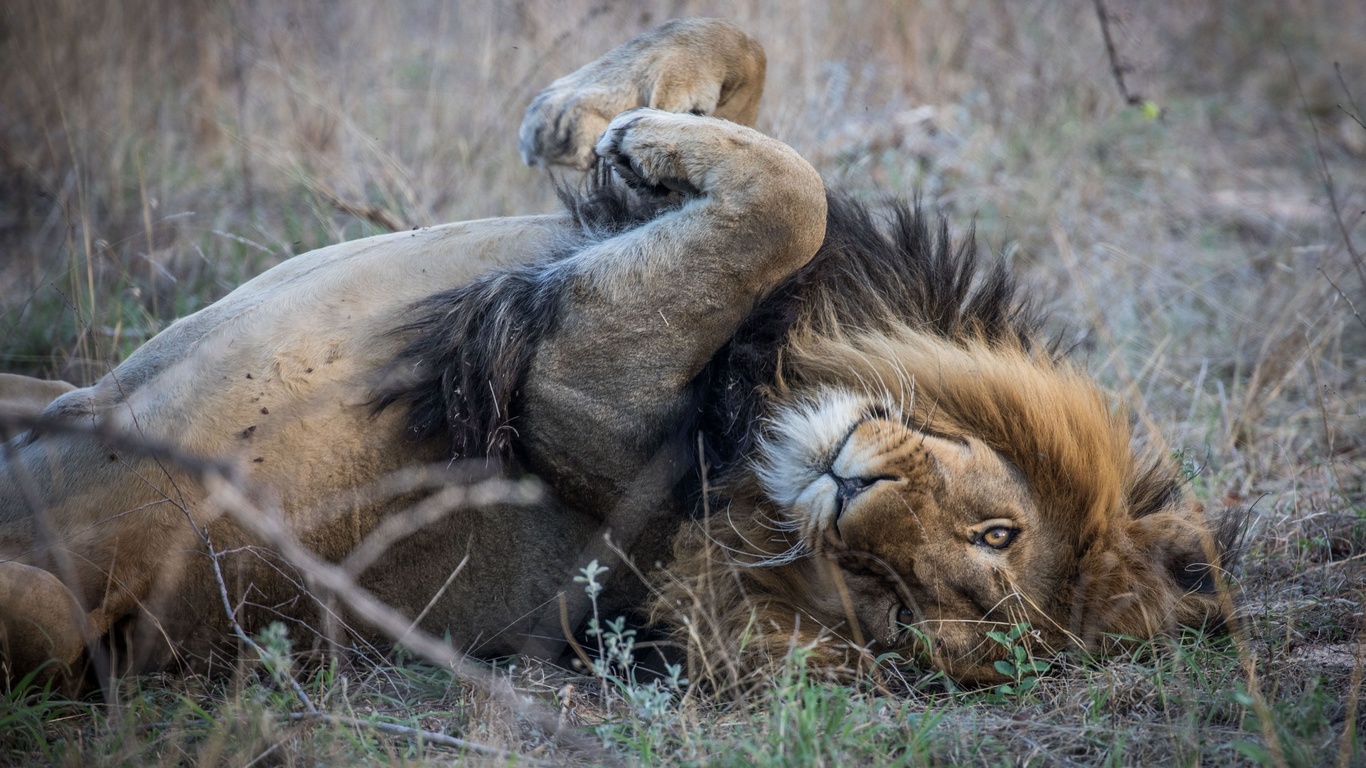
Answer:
520, 109, 826, 511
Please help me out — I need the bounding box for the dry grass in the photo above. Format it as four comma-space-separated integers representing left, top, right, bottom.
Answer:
1, 0, 1364, 765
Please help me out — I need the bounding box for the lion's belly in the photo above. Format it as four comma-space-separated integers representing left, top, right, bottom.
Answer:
356, 496, 606, 657
150, 489, 606, 670
71, 215, 568, 450
2, 213, 592, 669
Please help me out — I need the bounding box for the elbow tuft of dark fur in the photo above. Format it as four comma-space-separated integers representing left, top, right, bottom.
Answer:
370, 169, 677, 465
369, 262, 568, 465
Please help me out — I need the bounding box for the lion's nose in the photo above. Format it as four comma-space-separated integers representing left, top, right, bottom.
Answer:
830, 472, 897, 518
834, 473, 875, 500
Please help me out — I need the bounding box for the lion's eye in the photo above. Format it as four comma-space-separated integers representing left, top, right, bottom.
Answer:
979, 526, 1017, 550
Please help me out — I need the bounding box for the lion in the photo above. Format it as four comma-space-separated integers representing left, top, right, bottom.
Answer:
0, 18, 1235, 691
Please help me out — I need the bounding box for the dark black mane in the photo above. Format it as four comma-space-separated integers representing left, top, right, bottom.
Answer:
371, 177, 1044, 473
368, 259, 565, 463
694, 192, 1045, 475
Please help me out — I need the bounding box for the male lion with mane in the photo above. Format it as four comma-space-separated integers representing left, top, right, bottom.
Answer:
0, 19, 1236, 690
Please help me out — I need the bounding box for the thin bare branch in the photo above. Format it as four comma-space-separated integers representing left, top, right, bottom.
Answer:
340, 478, 540, 575
1288, 50, 1366, 290
1335, 62, 1365, 131
200, 476, 620, 765
0, 411, 619, 765
316, 186, 406, 233
1319, 267, 1366, 330
1092, 0, 1143, 106
205, 528, 318, 715
400, 553, 469, 643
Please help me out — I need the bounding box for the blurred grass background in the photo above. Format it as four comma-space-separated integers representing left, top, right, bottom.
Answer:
1, 0, 1364, 764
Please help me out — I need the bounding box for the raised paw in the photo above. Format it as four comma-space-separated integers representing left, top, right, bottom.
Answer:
592, 109, 717, 197
519, 87, 614, 171
519, 19, 766, 170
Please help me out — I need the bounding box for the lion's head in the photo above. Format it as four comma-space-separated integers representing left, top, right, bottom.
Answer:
657, 196, 1239, 687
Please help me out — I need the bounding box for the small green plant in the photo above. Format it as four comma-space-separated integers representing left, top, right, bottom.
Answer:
254, 621, 294, 687
1170, 447, 1204, 482
985, 623, 1050, 701
573, 559, 687, 752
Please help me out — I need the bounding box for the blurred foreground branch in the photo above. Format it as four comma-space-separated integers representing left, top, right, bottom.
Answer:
0, 411, 617, 765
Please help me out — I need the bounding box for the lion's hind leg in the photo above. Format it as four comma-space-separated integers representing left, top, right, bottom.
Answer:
0, 373, 76, 426
0, 561, 90, 684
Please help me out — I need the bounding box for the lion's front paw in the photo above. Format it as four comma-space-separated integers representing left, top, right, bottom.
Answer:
518, 89, 613, 171
593, 109, 711, 197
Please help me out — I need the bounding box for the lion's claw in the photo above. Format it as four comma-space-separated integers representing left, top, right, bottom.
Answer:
594, 109, 707, 198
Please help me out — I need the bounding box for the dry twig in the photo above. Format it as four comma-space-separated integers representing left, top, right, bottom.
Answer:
316, 186, 407, 233
0, 411, 619, 766
200, 475, 617, 764
1290, 51, 1366, 314
204, 528, 319, 715
340, 478, 540, 575
1092, 0, 1144, 106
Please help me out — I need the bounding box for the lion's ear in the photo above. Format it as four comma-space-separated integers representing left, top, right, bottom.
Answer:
1131, 507, 1220, 591
1073, 504, 1236, 648
1130, 504, 1247, 631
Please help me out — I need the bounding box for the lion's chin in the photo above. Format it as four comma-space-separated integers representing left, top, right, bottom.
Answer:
928, 628, 1062, 687
939, 662, 1010, 686
912, 626, 1014, 686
